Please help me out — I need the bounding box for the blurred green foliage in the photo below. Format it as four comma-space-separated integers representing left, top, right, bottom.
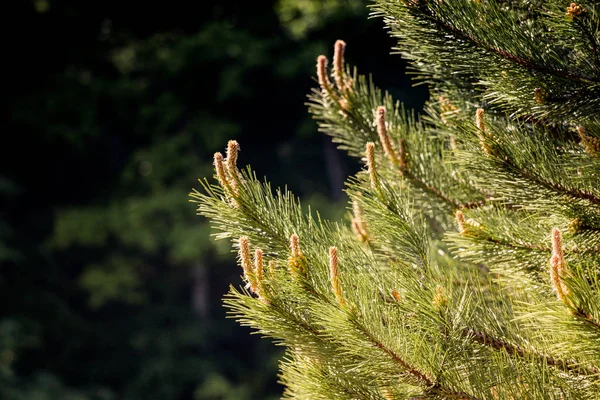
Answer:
2, 0, 421, 398
276, 0, 365, 38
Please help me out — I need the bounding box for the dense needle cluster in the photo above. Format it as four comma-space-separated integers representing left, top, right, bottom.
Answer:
192, 1, 600, 398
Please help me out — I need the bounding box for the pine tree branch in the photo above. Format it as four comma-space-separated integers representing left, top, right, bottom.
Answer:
574, 18, 600, 68
474, 235, 547, 252
515, 165, 600, 206
340, 102, 485, 211
573, 308, 600, 332
410, 2, 600, 84
354, 320, 481, 400
463, 328, 600, 377
459, 228, 596, 259
198, 6, 600, 391
313, 77, 487, 212
263, 304, 378, 400
359, 324, 431, 385
401, 169, 484, 210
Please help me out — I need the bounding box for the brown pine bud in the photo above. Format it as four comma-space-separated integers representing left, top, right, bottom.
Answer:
351, 219, 364, 240
239, 236, 257, 293
475, 108, 494, 156
288, 233, 306, 277
316, 55, 332, 92
534, 88, 548, 104
225, 140, 241, 193
475, 108, 485, 133
550, 228, 569, 302
329, 247, 344, 305
432, 285, 448, 310
226, 140, 239, 173
333, 40, 346, 91
254, 249, 264, 281
568, 218, 583, 233
376, 106, 401, 168
254, 249, 269, 303
577, 126, 600, 156
566, 3, 584, 19
456, 210, 466, 234
290, 233, 300, 258
366, 142, 379, 188
213, 152, 228, 188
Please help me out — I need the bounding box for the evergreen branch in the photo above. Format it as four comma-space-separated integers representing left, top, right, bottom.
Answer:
573, 308, 600, 332
410, 2, 600, 84
462, 230, 595, 256
313, 93, 486, 212
574, 17, 600, 68
472, 234, 547, 253
515, 167, 600, 206
455, 214, 584, 255
310, 55, 488, 213
230, 296, 383, 399
400, 169, 484, 211
196, 3, 600, 393
463, 328, 600, 377
358, 323, 431, 385
461, 149, 600, 225
354, 320, 480, 400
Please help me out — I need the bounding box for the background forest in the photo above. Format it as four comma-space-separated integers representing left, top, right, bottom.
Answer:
3, 1, 426, 399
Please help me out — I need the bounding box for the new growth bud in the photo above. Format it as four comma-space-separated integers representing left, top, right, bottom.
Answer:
239, 236, 257, 293
439, 96, 458, 125
329, 247, 344, 305
290, 233, 300, 258
534, 88, 548, 104
226, 140, 239, 175
254, 249, 264, 282
288, 233, 306, 278
475, 108, 493, 156
455, 210, 481, 235
577, 126, 600, 156
254, 249, 269, 303
213, 141, 244, 205
475, 108, 485, 133
366, 142, 379, 188
333, 40, 346, 91
432, 285, 448, 311
213, 152, 228, 188
549, 228, 569, 303
566, 3, 584, 19
376, 106, 405, 170
456, 210, 466, 234
225, 140, 241, 192
316, 55, 332, 92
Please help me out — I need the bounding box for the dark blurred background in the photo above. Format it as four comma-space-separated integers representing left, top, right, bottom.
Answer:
3, 1, 425, 399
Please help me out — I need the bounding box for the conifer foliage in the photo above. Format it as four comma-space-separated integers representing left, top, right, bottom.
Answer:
191, 1, 600, 398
